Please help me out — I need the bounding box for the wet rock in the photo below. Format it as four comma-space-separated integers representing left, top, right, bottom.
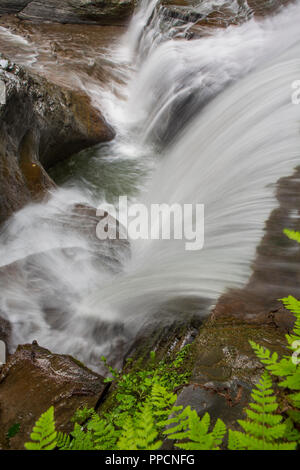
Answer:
176, 380, 251, 431
212, 167, 300, 332
70, 203, 128, 243
160, 5, 203, 25
171, 315, 289, 430
161, 0, 293, 37
0, 1, 30, 15
0, 343, 106, 449
247, 0, 292, 17
0, 17, 127, 102
0, 0, 134, 25
0, 57, 115, 224
212, 295, 296, 333
125, 307, 203, 366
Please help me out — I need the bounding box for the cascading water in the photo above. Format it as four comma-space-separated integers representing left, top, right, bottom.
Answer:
0, 0, 300, 370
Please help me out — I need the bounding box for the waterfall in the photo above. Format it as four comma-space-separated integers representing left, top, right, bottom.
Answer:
0, 0, 300, 369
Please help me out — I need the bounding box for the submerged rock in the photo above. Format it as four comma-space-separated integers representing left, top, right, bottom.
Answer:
0, 0, 134, 25
0, 57, 115, 224
0, 343, 106, 449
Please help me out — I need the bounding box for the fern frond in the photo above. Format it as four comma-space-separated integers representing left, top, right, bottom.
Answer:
283, 229, 300, 244
250, 341, 297, 379
117, 416, 137, 450
148, 383, 181, 427
56, 432, 71, 450
280, 295, 300, 316
228, 430, 296, 450
165, 407, 226, 450
68, 423, 94, 450
117, 402, 162, 450
211, 418, 227, 448
284, 418, 300, 442
228, 372, 297, 450
87, 415, 118, 450
25, 407, 57, 450
288, 410, 300, 424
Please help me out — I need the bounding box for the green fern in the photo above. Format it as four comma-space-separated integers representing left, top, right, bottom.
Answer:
165, 406, 226, 450
250, 297, 300, 425
71, 407, 95, 425
116, 416, 137, 450
56, 432, 71, 450
283, 229, 300, 244
228, 372, 297, 450
281, 296, 300, 350
250, 224, 300, 428
67, 423, 94, 450
117, 384, 180, 450
117, 403, 162, 450
87, 415, 118, 450
278, 229, 300, 425
250, 341, 296, 378
149, 383, 182, 426
25, 407, 57, 450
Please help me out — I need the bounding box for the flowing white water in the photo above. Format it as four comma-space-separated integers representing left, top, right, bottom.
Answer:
1, 0, 300, 369
0, 26, 37, 65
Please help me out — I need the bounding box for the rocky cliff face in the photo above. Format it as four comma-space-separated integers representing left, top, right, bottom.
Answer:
0, 0, 134, 25
0, 57, 115, 224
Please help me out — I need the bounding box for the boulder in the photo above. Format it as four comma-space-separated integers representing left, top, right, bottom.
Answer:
0, 342, 106, 449
0, 1, 30, 15
0, 0, 134, 25
172, 315, 288, 433
0, 58, 115, 224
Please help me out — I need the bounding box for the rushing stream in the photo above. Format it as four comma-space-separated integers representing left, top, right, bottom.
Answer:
1, 0, 300, 370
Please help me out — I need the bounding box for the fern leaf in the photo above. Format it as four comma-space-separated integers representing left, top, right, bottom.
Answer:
229, 430, 296, 450
281, 295, 300, 315
165, 407, 226, 450
87, 415, 118, 450
68, 423, 94, 450
117, 416, 137, 450
25, 407, 57, 450
211, 419, 227, 448
283, 229, 300, 245
56, 432, 71, 450
118, 402, 162, 450
229, 372, 297, 450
